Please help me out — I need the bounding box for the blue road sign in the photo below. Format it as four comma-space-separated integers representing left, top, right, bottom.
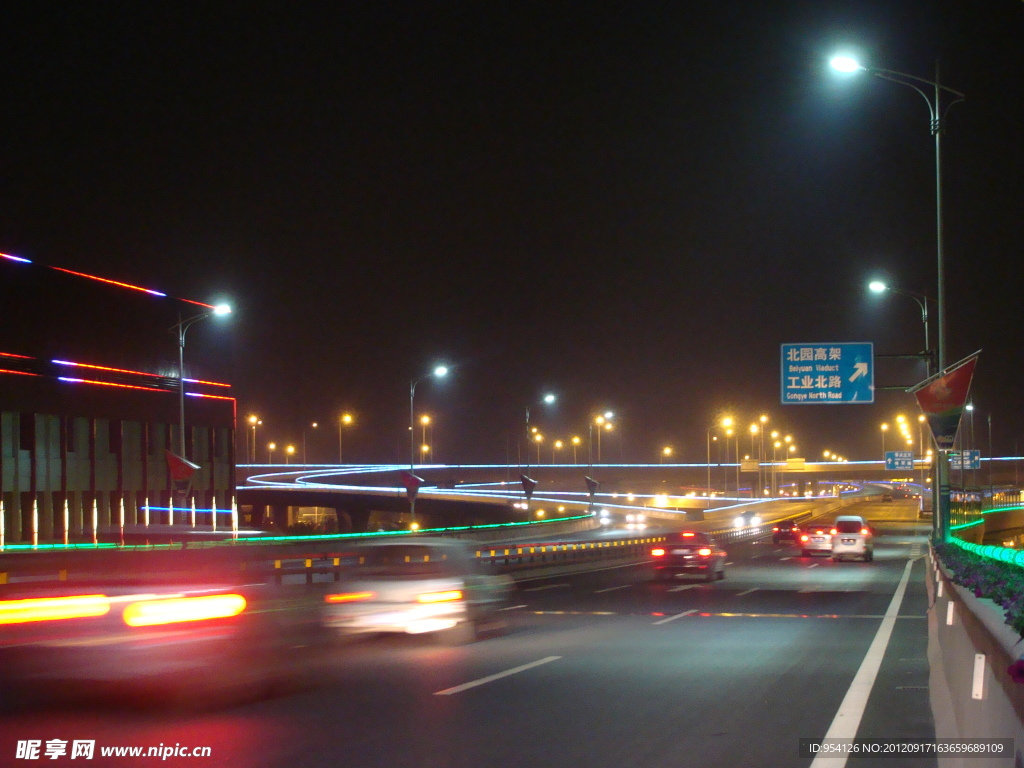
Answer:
780, 343, 874, 405
886, 451, 914, 470
949, 450, 981, 471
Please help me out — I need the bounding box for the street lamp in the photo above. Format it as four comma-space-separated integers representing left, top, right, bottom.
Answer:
831, 56, 964, 373
302, 422, 318, 465
285, 445, 295, 465
868, 281, 933, 376
169, 303, 231, 460
661, 446, 673, 464
881, 423, 889, 458
571, 436, 581, 464
267, 442, 276, 463
338, 412, 353, 464
410, 365, 448, 470
247, 415, 261, 463
706, 416, 732, 498
534, 433, 544, 464
553, 439, 564, 464
420, 414, 431, 449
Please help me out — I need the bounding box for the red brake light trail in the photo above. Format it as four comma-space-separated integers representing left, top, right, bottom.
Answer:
325, 592, 375, 603
651, 548, 666, 557
0, 595, 110, 625
416, 590, 463, 604
122, 594, 247, 627
682, 532, 696, 537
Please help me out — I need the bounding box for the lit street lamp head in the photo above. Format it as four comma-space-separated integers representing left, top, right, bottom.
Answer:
829, 55, 863, 74
212, 303, 232, 316
433, 365, 448, 378
868, 280, 888, 293
543, 393, 556, 404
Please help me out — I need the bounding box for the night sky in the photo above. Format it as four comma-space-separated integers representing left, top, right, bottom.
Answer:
2, 1, 1022, 465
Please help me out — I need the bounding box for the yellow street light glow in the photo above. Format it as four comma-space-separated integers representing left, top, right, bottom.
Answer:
421, 444, 430, 453
605, 423, 613, 431
536, 510, 545, 518
663, 446, 673, 456
896, 415, 906, 423
771, 430, 779, 439
749, 424, 758, 434
410, 522, 420, 531
725, 428, 733, 437
774, 441, 781, 448
247, 415, 258, 425
534, 433, 543, 443
311, 421, 318, 428
555, 440, 564, 449
789, 445, 796, 452
721, 417, 733, 428
341, 413, 353, 425
572, 436, 581, 445
823, 449, 831, 458
784, 435, 792, 443
918, 414, 926, 423
759, 414, 768, 424
881, 423, 889, 431
285, 445, 295, 455
595, 415, 605, 425
420, 415, 431, 426
268, 442, 276, 450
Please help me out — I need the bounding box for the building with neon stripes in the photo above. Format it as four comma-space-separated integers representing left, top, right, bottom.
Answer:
1, 253, 235, 544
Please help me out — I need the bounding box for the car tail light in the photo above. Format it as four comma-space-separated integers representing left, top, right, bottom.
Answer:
697, 547, 712, 556
0, 594, 110, 625
830, 528, 837, 535
682, 532, 696, 537
416, 590, 463, 604
651, 548, 666, 557
861, 528, 870, 535
772, 527, 779, 532
800, 535, 808, 542
122, 594, 247, 627
325, 592, 375, 603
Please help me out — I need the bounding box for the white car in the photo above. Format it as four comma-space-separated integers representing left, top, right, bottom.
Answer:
799, 524, 833, 557
830, 516, 874, 562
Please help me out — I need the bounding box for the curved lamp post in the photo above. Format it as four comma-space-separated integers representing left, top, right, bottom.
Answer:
170, 303, 231, 460
409, 366, 448, 470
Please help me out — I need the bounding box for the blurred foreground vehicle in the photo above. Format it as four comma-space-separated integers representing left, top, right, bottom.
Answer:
0, 549, 328, 708
650, 531, 726, 582
321, 538, 512, 644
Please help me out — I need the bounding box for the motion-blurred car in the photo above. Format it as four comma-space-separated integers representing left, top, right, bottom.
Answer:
799, 525, 833, 557
733, 511, 762, 528
771, 521, 801, 545
321, 538, 512, 644
0, 551, 324, 706
830, 516, 874, 562
651, 531, 726, 582
624, 513, 646, 530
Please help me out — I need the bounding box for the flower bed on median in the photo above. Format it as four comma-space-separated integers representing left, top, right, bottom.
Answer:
935, 542, 1024, 640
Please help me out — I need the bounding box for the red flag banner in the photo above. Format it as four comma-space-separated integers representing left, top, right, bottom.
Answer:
165, 450, 201, 482
401, 471, 425, 502
909, 352, 980, 450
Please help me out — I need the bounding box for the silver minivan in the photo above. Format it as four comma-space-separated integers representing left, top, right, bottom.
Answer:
830, 515, 874, 562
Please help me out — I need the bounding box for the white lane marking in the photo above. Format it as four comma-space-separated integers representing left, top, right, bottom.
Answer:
498, 604, 527, 611
652, 609, 698, 625
736, 588, 759, 597
434, 656, 562, 696
726, 561, 734, 565
668, 584, 701, 592
807, 563, 819, 569
522, 583, 571, 592
780, 557, 793, 561
808, 559, 915, 768
594, 584, 632, 594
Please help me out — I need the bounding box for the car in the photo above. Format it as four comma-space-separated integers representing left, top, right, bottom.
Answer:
321, 538, 512, 644
830, 516, 874, 562
733, 511, 762, 528
651, 531, 726, 582
799, 525, 833, 557
880, 494, 894, 502
772, 521, 801, 544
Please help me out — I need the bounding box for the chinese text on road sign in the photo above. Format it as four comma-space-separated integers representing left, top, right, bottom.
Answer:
780, 343, 874, 405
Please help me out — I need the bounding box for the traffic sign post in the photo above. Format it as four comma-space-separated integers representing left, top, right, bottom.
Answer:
885, 451, 914, 470
780, 343, 874, 404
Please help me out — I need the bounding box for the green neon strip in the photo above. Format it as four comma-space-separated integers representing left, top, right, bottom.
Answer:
949, 519, 984, 531
948, 537, 1024, 568
982, 504, 1024, 515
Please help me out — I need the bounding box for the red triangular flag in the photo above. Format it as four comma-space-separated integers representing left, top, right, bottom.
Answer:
165, 450, 201, 482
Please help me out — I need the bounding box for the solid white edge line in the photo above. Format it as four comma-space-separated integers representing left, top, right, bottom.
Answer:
434, 656, 562, 696
808, 558, 915, 768
594, 584, 632, 593
652, 608, 697, 625
498, 604, 528, 611
736, 588, 759, 596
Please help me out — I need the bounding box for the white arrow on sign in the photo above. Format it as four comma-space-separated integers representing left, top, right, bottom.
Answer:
849, 362, 869, 382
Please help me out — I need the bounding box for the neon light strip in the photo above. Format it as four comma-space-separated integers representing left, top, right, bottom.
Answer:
0, 351, 33, 359
0, 252, 32, 263
53, 359, 230, 388
58, 377, 167, 393
186, 392, 235, 402
183, 378, 231, 388
0, 368, 39, 377
50, 266, 170, 298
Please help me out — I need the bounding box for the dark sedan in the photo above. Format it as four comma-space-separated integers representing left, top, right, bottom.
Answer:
651, 531, 727, 582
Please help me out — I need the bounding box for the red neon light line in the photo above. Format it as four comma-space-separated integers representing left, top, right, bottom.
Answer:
58, 377, 167, 393
55, 360, 230, 388
0, 368, 39, 377
50, 266, 174, 298
0, 352, 34, 359
186, 392, 236, 402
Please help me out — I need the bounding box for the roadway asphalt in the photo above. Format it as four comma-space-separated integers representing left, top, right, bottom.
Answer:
0, 500, 937, 768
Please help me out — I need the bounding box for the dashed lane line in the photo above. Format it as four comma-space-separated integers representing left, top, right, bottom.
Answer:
434, 656, 562, 696
652, 609, 698, 625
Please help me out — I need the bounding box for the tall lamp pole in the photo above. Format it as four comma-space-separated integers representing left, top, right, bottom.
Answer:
338, 413, 353, 464
409, 366, 448, 470
170, 304, 232, 460
831, 54, 964, 542
868, 282, 932, 376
